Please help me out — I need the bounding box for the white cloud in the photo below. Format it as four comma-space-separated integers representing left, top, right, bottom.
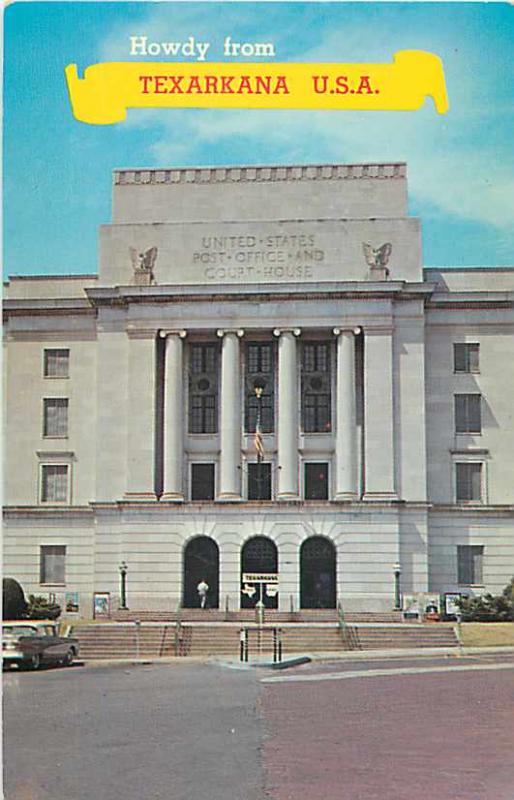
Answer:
96, 4, 514, 235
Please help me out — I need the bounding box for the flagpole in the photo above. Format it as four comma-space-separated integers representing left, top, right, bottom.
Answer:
255, 386, 263, 499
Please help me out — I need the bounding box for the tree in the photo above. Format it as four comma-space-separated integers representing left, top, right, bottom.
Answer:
3, 578, 28, 620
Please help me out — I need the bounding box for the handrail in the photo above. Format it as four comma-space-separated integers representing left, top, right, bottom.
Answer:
337, 601, 359, 650
174, 605, 183, 656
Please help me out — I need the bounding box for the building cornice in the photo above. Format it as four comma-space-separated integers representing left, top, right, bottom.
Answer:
3, 298, 95, 318
426, 292, 513, 310
85, 281, 435, 308
114, 162, 406, 186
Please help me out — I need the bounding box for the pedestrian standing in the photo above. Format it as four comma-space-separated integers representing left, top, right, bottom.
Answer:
197, 579, 209, 609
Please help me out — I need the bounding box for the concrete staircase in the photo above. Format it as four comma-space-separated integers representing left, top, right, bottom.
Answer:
353, 625, 459, 650
72, 621, 458, 660
111, 609, 403, 624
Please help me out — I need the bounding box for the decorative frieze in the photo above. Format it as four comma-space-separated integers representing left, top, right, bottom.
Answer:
115, 162, 406, 186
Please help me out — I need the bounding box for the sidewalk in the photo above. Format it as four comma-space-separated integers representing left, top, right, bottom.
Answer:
77, 644, 514, 669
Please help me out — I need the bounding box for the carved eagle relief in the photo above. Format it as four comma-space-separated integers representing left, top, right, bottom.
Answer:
129, 247, 158, 285
130, 246, 158, 273
363, 242, 392, 274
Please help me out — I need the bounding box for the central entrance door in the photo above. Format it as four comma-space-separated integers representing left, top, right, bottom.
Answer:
241, 536, 278, 609
300, 536, 336, 609
183, 536, 219, 609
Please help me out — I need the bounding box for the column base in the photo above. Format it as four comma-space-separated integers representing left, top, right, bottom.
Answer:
216, 492, 242, 502
362, 492, 398, 502
160, 492, 184, 503
333, 492, 359, 502
277, 492, 300, 501
123, 492, 158, 502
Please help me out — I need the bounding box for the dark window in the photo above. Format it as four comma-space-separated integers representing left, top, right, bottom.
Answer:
305, 463, 329, 500
44, 349, 69, 378
189, 344, 218, 433
455, 463, 482, 502
455, 394, 482, 434
457, 545, 484, 584
301, 343, 331, 432
248, 463, 272, 500
40, 545, 66, 584
454, 343, 479, 373
245, 343, 274, 433
41, 465, 68, 503
43, 398, 69, 437
191, 463, 215, 500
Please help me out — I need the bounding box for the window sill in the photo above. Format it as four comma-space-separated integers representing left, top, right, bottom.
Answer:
43, 376, 70, 380
40, 583, 66, 588
43, 436, 69, 441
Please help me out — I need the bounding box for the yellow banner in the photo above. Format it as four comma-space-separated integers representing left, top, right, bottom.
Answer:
65, 50, 448, 125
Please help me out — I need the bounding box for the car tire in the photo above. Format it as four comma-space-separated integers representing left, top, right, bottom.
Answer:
29, 654, 41, 670
64, 649, 74, 667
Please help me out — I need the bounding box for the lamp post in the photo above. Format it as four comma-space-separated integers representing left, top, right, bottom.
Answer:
393, 562, 402, 611
119, 561, 128, 610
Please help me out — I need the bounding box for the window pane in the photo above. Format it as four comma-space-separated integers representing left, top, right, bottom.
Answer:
44, 349, 69, 378
456, 463, 482, 502
40, 545, 66, 584
248, 463, 272, 500
41, 465, 68, 502
245, 342, 274, 433
191, 464, 215, 500
305, 463, 329, 500
457, 545, 483, 584
189, 344, 219, 433
454, 343, 479, 373
301, 343, 331, 432
43, 399, 68, 437
455, 395, 481, 434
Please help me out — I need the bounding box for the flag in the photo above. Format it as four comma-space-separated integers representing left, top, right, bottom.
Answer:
254, 422, 265, 460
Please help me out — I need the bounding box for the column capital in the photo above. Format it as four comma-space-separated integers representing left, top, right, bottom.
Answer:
273, 328, 301, 338
333, 326, 361, 336
217, 329, 244, 338
159, 329, 187, 339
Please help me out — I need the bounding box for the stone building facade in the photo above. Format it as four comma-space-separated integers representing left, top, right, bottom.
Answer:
4, 162, 514, 616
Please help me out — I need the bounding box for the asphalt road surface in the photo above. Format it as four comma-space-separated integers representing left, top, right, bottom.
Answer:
4, 653, 514, 800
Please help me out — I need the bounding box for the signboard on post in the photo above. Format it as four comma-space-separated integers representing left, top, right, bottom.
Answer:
242, 573, 279, 584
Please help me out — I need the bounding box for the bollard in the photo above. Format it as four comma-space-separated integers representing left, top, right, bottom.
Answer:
278, 628, 283, 663
273, 628, 277, 663
240, 628, 245, 662
255, 600, 265, 626
134, 619, 141, 659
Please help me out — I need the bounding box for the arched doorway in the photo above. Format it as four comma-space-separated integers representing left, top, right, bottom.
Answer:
183, 536, 219, 609
300, 536, 336, 609
241, 536, 278, 609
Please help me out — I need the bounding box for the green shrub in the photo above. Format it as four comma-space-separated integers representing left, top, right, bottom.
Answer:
3, 578, 28, 620
458, 578, 514, 622
27, 594, 61, 621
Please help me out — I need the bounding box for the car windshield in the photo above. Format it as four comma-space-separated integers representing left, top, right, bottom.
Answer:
3, 626, 38, 638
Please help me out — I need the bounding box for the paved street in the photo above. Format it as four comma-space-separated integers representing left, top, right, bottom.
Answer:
3, 661, 265, 800
3, 653, 514, 800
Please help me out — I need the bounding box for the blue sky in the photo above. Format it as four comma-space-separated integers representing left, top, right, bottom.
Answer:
4, 2, 514, 277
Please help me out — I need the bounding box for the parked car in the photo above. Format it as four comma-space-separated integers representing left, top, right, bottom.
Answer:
2, 621, 79, 670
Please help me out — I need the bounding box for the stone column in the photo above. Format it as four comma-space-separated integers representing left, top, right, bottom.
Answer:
125, 327, 157, 501
333, 327, 360, 500
363, 326, 397, 500
217, 329, 244, 500
160, 330, 187, 502
274, 328, 301, 500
